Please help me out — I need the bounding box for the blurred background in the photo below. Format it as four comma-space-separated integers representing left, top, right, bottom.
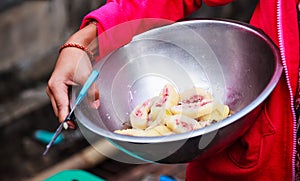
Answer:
0, 0, 257, 180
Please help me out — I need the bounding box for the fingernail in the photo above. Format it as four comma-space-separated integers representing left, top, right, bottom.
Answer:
93, 99, 100, 109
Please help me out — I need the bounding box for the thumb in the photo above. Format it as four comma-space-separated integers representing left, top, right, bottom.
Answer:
75, 70, 100, 109
87, 83, 100, 109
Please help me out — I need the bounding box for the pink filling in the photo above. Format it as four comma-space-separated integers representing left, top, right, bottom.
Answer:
175, 118, 194, 131
155, 87, 169, 107
135, 109, 143, 117
142, 99, 151, 107
175, 119, 180, 125
182, 95, 204, 104
181, 100, 211, 109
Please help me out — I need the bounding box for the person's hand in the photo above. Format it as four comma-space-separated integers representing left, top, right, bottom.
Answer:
46, 23, 99, 129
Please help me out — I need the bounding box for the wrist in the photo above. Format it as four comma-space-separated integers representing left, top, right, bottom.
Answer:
63, 21, 99, 60
59, 43, 94, 60
67, 21, 98, 48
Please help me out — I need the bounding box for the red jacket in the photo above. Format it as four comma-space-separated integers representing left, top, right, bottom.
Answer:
81, 0, 299, 180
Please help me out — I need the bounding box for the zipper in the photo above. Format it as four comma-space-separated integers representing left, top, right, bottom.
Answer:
276, 0, 298, 180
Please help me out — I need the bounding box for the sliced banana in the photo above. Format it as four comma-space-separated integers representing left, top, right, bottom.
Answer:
148, 105, 162, 122
161, 84, 180, 108
147, 109, 172, 130
151, 125, 174, 136
180, 87, 212, 104
199, 102, 230, 121
115, 84, 232, 137
171, 100, 214, 118
198, 120, 213, 128
114, 128, 147, 136
115, 125, 173, 137
171, 87, 215, 118
149, 84, 179, 121
166, 114, 200, 134
130, 98, 154, 130
114, 128, 159, 137
144, 128, 161, 136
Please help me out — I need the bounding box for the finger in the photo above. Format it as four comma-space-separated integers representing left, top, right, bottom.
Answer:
46, 86, 59, 117
67, 120, 77, 130
56, 89, 70, 123
46, 84, 77, 130
48, 79, 71, 123
87, 83, 100, 109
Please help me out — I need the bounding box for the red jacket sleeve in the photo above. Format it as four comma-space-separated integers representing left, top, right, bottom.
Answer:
80, 0, 232, 58
81, 0, 202, 30
79, 0, 202, 58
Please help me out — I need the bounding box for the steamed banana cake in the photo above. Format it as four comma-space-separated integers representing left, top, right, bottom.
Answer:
114, 84, 231, 136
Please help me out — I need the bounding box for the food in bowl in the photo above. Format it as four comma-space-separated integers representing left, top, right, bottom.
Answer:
114, 84, 231, 136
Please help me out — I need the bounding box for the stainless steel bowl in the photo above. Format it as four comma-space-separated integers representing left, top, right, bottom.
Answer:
72, 19, 282, 163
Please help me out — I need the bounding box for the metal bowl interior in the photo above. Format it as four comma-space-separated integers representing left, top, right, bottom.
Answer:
72, 19, 282, 163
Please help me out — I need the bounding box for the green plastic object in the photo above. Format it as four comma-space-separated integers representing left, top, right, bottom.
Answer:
44, 170, 105, 181
34, 130, 64, 145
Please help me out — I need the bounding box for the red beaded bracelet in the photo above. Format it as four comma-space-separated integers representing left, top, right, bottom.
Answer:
59, 43, 94, 60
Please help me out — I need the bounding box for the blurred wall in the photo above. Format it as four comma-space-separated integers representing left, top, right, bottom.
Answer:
0, 0, 105, 102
